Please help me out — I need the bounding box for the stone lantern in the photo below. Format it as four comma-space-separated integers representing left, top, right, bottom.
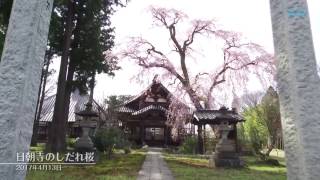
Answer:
74, 102, 98, 153
192, 107, 244, 167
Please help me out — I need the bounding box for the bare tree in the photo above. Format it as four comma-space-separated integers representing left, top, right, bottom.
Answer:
123, 6, 274, 115
122, 7, 274, 153
232, 91, 265, 112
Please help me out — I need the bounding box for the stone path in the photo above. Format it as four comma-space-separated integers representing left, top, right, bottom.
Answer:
137, 147, 174, 180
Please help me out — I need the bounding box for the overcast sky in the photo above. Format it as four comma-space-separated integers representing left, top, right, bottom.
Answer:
50, 0, 320, 103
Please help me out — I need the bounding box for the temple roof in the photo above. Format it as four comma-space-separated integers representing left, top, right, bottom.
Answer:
132, 105, 167, 116
121, 81, 172, 109
115, 80, 186, 120
116, 106, 135, 113
39, 90, 105, 122
193, 107, 244, 124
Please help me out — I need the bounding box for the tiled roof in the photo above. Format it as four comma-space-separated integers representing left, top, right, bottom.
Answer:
116, 106, 135, 113
39, 90, 104, 122
193, 108, 244, 123
194, 111, 217, 120
121, 81, 172, 105
132, 105, 167, 115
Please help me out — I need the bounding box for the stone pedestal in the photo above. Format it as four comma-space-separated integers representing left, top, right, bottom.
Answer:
73, 120, 98, 163
75, 120, 97, 152
210, 141, 243, 168
210, 122, 243, 168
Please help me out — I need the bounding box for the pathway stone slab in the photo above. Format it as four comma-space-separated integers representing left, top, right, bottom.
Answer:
137, 148, 174, 180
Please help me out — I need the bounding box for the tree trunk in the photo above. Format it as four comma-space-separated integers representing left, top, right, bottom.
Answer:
46, 0, 74, 153
31, 50, 52, 146
31, 66, 45, 146
266, 146, 273, 157
61, 0, 85, 141
88, 74, 95, 104
185, 86, 202, 110
266, 137, 275, 157
184, 86, 205, 154
61, 61, 76, 141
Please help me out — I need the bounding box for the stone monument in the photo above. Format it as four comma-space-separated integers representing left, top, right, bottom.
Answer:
0, 0, 53, 179
270, 0, 320, 179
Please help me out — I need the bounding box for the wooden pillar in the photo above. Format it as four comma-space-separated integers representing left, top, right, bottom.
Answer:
203, 124, 206, 153
164, 126, 168, 146
140, 122, 144, 144
168, 127, 171, 145
191, 124, 195, 135
234, 123, 238, 153
198, 124, 204, 154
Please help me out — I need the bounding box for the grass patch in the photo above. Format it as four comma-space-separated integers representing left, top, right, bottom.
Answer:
26, 150, 146, 180
29, 143, 46, 152
164, 154, 286, 180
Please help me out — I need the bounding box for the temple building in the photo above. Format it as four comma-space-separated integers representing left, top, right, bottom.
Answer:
37, 90, 107, 141
116, 80, 181, 146
36, 80, 244, 152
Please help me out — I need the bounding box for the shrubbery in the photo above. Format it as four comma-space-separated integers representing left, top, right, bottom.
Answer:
242, 107, 269, 157
93, 128, 131, 158
66, 137, 77, 149
204, 135, 218, 154
178, 136, 198, 154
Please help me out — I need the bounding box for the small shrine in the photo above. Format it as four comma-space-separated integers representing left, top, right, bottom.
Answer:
193, 107, 244, 167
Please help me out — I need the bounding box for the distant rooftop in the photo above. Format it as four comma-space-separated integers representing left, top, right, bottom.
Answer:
39, 90, 105, 123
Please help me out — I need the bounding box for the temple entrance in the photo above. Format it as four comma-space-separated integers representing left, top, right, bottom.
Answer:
116, 81, 177, 146
145, 127, 164, 146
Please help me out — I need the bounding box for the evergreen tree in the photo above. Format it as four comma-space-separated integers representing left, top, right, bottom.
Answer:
0, 0, 124, 151
259, 86, 282, 156
31, 0, 65, 146
46, 0, 76, 153
99, 95, 132, 127
0, 0, 13, 59
47, 0, 124, 152
242, 87, 282, 158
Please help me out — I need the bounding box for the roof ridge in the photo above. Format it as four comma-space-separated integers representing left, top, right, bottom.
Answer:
121, 81, 174, 105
